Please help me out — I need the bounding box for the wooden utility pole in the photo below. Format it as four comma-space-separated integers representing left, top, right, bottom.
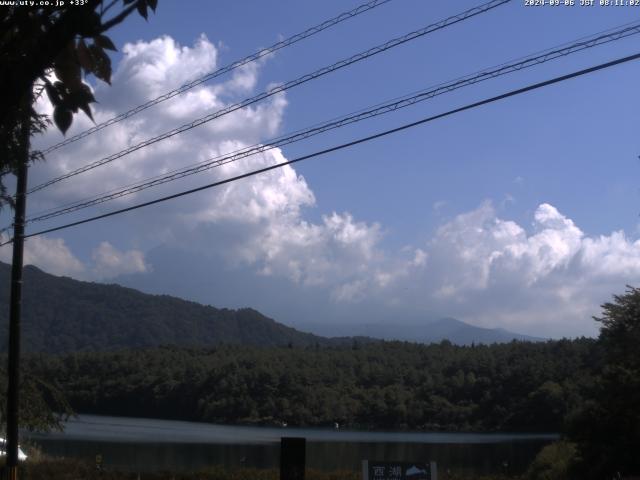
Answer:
5, 92, 31, 480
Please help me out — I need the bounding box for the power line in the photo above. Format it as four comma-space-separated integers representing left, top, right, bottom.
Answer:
27, 0, 511, 195
28, 18, 640, 221
2, 50, 637, 246
2, 19, 637, 235
22, 20, 640, 225
39, 0, 394, 155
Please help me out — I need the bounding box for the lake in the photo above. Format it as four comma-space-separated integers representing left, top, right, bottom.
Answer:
25, 414, 558, 476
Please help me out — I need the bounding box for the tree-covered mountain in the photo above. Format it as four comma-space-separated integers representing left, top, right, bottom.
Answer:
0, 261, 540, 353
0, 262, 343, 353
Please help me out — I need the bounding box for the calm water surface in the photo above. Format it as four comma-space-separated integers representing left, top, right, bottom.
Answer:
26, 414, 558, 475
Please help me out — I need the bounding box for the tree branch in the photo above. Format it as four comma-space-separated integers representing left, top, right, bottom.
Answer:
99, 1, 140, 33
101, 0, 120, 17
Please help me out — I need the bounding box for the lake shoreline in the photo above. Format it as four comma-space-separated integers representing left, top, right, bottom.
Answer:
54, 410, 560, 435
25, 414, 559, 445
27, 412, 561, 439
22, 414, 555, 476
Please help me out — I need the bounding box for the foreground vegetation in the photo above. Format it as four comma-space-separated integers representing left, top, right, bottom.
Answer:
19, 456, 521, 480
19, 457, 357, 480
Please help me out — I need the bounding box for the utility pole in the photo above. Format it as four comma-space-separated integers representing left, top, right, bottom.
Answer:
5, 92, 31, 480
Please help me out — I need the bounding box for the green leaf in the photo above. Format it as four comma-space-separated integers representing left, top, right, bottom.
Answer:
137, 1, 148, 20
54, 62, 81, 89
77, 83, 96, 104
147, 0, 158, 12
88, 44, 112, 84
53, 81, 69, 101
94, 34, 117, 52
76, 39, 93, 74
79, 102, 94, 122
68, 83, 96, 121
76, 10, 101, 37
54, 42, 82, 89
44, 82, 61, 106
53, 107, 73, 134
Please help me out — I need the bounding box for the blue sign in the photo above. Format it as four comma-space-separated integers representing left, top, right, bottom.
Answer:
362, 461, 437, 480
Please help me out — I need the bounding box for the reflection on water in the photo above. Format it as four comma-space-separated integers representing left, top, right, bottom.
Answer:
26, 415, 556, 475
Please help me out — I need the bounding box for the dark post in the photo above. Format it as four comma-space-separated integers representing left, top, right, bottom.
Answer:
280, 437, 306, 480
5, 93, 31, 480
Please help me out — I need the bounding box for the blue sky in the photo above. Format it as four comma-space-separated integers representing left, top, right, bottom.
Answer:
2, 0, 640, 338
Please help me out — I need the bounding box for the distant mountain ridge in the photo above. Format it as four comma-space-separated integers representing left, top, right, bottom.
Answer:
0, 262, 542, 353
300, 317, 545, 345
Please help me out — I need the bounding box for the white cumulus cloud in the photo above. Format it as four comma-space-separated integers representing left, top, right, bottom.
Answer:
19, 34, 397, 298
413, 201, 640, 337
0, 234, 84, 277
91, 241, 149, 279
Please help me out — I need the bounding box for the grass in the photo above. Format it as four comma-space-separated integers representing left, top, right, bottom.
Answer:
13, 444, 524, 480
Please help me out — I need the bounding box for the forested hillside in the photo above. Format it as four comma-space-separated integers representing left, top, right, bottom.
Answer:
0, 261, 535, 351
0, 262, 343, 352
25, 338, 600, 432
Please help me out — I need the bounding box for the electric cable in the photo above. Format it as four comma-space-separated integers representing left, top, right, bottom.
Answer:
1, 49, 636, 246
27, 0, 511, 195
39, 0, 394, 155
21, 20, 640, 225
